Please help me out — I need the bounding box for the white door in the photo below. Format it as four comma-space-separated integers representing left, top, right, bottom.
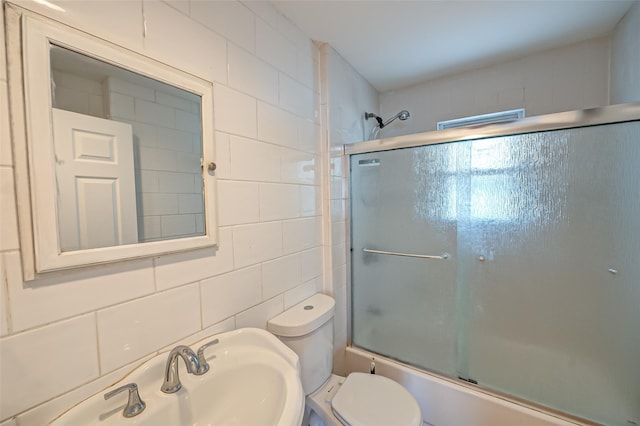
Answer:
52, 108, 138, 251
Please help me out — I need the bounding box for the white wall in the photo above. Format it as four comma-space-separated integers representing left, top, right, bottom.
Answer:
379, 37, 611, 138
321, 45, 379, 374
611, 0, 640, 104
0, 1, 324, 424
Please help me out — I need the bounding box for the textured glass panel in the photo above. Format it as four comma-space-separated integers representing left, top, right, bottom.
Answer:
466, 122, 640, 425
350, 120, 640, 425
350, 145, 458, 375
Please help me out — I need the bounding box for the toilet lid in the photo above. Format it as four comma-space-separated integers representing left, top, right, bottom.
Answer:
331, 373, 422, 426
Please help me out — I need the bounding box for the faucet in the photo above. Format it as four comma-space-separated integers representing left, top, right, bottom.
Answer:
161, 339, 219, 393
104, 383, 146, 418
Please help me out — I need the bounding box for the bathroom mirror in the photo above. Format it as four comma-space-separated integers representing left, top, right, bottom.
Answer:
11, 13, 217, 277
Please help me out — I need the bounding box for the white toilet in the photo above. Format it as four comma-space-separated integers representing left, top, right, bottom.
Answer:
267, 293, 423, 426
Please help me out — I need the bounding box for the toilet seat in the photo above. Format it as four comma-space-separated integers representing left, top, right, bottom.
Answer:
331, 373, 422, 426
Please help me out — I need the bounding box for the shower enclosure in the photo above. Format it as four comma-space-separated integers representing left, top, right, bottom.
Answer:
348, 104, 640, 426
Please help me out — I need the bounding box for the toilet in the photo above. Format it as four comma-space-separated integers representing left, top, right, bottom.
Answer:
267, 293, 423, 426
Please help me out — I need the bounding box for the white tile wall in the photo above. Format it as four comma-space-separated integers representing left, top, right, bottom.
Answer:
217, 181, 260, 226
283, 277, 322, 309
235, 295, 284, 329
242, 1, 279, 29
229, 45, 279, 103
213, 84, 257, 138
228, 135, 281, 182
10, 0, 145, 53
13, 353, 155, 426
301, 246, 323, 283
279, 72, 316, 120
96, 284, 201, 373
283, 217, 322, 255
154, 228, 234, 291
190, 1, 256, 53
0, 314, 99, 418
3, 252, 155, 332
0, 1, 324, 423
257, 101, 299, 148
262, 253, 302, 299
281, 148, 318, 184
298, 118, 322, 154
259, 183, 301, 221
200, 266, 262, 327
214, 131, 232, 179
232, 221, 284, 268
142, 1, 227, 84
255, 18, 297, 77
300, 185, 320, 217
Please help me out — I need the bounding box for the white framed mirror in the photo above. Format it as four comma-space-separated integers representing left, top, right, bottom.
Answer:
9, 11, 218, 278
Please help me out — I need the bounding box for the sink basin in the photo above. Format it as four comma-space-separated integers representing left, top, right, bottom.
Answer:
50, 328, 305, 426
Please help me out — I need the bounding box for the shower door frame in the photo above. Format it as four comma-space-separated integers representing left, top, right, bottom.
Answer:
343, 102, 640, 420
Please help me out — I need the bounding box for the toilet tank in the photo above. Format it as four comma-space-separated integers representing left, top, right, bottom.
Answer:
267, 293, 335, 395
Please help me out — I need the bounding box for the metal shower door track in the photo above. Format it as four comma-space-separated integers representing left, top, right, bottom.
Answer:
344, 103, 640, 155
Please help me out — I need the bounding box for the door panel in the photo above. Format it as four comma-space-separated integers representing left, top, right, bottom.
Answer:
52, 108, 138, 251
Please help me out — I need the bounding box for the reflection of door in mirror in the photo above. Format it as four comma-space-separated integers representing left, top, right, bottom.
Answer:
52, 108, 138, 251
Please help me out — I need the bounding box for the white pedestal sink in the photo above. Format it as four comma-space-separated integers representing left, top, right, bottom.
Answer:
50, 328, 305, 426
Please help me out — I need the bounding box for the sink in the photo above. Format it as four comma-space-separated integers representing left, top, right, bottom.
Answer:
50, 328, 305, 426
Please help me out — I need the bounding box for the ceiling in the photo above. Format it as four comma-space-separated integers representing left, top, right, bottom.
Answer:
272, 0, 636, 92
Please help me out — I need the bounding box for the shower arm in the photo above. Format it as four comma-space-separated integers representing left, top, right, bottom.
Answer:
380, 113, 402, 128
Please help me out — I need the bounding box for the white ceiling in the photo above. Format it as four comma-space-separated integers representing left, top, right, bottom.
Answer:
272, 0, 636, 92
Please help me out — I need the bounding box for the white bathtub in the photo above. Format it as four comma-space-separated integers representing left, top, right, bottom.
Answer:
344, 347, 585, 426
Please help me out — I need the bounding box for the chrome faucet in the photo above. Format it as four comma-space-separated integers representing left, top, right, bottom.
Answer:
161, 339, 219, 393
104, 383, 146, 418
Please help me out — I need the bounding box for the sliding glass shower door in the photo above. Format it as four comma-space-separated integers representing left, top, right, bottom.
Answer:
351, 143, 459, 376
350, 121, 640, 425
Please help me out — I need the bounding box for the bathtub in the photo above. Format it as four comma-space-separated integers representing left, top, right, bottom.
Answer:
344, 347, 586, 426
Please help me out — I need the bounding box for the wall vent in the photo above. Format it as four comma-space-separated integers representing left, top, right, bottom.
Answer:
437, 108, 525, 130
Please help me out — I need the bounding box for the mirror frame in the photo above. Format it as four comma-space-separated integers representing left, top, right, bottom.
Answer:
7, 8, 218, 279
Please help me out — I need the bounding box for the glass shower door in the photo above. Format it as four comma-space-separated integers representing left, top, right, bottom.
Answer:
464, 122, 640, 425
350, 144, 459, 376
350, 120, 640, 425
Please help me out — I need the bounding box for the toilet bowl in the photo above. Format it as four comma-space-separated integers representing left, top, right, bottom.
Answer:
267, 293, 422, 426
306, 373, 422, 426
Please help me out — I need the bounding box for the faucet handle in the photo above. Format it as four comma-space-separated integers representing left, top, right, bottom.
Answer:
195, 338, 219, 374
104, 383, 146, 418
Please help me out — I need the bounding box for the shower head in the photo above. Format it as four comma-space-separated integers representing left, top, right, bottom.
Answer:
381, 110, 410, 128
366, 110, 411, 140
